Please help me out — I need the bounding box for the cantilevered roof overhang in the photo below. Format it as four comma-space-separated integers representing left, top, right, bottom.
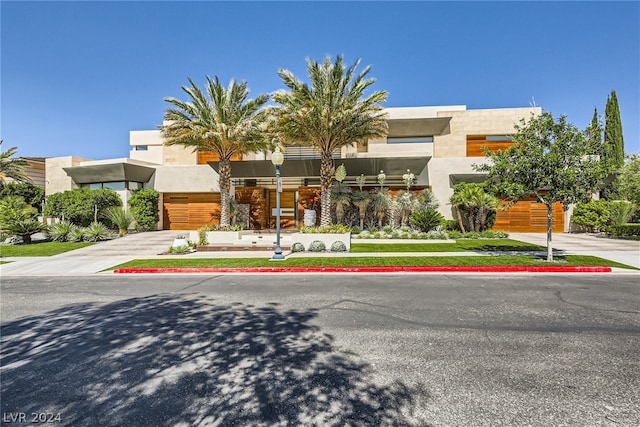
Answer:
209, 157, 431, 179
387, 117, 452, 137
63, 163, 156, 184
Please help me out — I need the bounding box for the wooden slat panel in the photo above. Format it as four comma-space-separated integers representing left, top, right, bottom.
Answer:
268, 190, 296, 229
494, 198, 564, 232
163, 192, 221, 230
466, 135, 515, 157
197, 151, 242, 164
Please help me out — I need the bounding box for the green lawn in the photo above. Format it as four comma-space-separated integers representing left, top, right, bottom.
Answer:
0, 242, 94, 257
350, 239, 547, 253
109, 255, 636, 270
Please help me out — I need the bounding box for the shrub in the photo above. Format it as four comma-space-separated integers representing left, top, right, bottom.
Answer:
197, 226, 209, 246
291, 242, 305, 253
167, 244, 192, 254
448, 230, 463, 239
443, 219, 461, 231
83, 221, 112, 242
608, 201, 635, 227
104, 207, 134, 236
300, 224, 351, 234
571, 200, 611, 232
480, 230, 509, 239
409, 209, 444, 232
308, 240, 326, 252
608, 224, 640, 238
128, 189, 159, 231
330, 240, 347, 252
0, 182, 45, 212
350, 226, 362, 235
43, 188, 121, 226
0, 196, 46, 244
47, 221, 77, 242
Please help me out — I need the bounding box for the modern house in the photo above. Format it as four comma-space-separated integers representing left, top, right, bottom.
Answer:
44, 105, 567, 232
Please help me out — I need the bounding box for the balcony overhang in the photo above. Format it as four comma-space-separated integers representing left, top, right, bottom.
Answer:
63, 163, 156, 184
387, 117, 452, 137
209, 157, 431, 179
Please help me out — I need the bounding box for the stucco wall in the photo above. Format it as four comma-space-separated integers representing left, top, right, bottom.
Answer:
434, 107, 540, 158
153, 165, 220, 193
45, 156, 89, 195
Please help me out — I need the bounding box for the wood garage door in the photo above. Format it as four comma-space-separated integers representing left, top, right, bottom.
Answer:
494, 198, 564, 232
163, 193, 220, 230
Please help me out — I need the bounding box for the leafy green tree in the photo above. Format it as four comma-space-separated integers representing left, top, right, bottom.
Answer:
475, 112, 607, 261
161, 76, 269, 227
0, 182, 45, 212
618, 155, 640, 205
272, 55, 388, 226
0, 196, 46, 243
43, 188, 121, 226
0, 140, 31, 185
128, 189, 160, 231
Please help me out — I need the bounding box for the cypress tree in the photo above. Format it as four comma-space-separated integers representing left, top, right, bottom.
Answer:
585, 108, 603, 157
604, 90, 625, 170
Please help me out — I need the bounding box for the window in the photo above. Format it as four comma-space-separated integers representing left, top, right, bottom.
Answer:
128, 181, 143, 190
387, 136, 434, 144
134, 145, 148, 151
102, 181, 125, 190
485, 135, 513, 142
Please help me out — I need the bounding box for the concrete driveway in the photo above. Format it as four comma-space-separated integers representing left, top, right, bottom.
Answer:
0, 231, 180, 276
509, 232, 640, 268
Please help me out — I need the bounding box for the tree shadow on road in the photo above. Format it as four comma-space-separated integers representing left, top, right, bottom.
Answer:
1, 294, 429, 426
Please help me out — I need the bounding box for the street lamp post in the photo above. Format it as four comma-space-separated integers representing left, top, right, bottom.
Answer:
271, 146, 285, 260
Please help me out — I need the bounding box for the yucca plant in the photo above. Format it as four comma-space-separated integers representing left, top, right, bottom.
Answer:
104, 206, 134, 237
371, 189, 390, 228
352, 174, 371, 229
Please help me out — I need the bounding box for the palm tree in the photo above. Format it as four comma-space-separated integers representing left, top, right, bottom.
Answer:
161, 77, 269, 227
0, 140, 31, 185
272, 55, 388, 226
371, 189, 390, 228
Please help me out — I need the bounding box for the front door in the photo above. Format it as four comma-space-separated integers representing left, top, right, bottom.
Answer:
268, 190, 297, 229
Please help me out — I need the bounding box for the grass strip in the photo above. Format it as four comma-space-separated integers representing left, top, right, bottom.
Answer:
0, 242, 94, 257
109, 255, 636, 271
350, 239, 547, 253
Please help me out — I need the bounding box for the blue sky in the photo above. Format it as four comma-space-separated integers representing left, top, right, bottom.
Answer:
2, 1, 639, 159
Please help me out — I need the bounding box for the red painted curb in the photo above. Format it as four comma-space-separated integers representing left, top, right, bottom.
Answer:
114, 266, 612, 274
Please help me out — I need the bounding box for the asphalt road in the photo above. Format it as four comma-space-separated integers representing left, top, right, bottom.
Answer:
1, 274, 639, 426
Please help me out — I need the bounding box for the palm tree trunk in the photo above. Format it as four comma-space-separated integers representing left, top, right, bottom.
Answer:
319, 154, 334, 226
218, 160, 231, 228
454, 207, 466, 233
